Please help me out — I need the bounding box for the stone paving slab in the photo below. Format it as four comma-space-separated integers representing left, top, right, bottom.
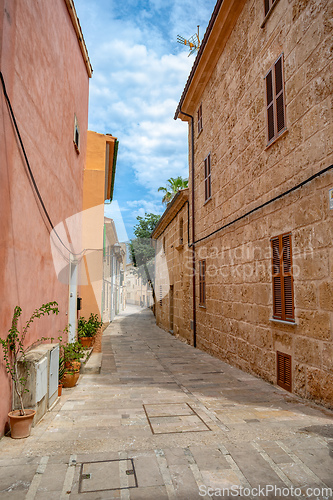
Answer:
0, 306, 333, 499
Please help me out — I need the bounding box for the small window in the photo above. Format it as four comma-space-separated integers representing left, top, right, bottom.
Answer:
271, 233, 294, 322
265, 54, 286, 145
159, 285, 163, 307
204, 154, 211, 202
73, 114, 80, 153
199, 260, 206, 306
163, 237, 166, 253
264, 0, 277, 17
179, 218, 184, 245
197, 103, 203, 134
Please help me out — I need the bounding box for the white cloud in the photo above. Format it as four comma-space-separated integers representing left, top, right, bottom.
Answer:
75, 0, 216, 236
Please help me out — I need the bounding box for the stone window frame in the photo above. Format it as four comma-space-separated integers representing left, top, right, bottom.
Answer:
264, 54, 287, 147
199, 259, 206, 307
204, 153, 212, 203
197, 103, 203, 135
270, 232, 295, 323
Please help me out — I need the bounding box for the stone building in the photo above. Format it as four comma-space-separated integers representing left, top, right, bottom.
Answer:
0, 0, 91, 434
103, 217, 126, 322
152, 189, 193, 343
126, 264, 154, 308
157, 0, 333, 407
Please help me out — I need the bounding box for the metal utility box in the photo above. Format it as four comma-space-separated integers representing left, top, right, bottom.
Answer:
15, 343, 59, 425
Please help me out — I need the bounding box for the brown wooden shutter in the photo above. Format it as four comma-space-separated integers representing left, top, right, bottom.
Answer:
282, 234, 294, 321
266, 70, 275, 142
277, 351, 292, 392
199, 260, 206, 306
204, 154, 211, 202
197, 104, 202, 134
274, 56, 285, 133
271, 233, 294, 322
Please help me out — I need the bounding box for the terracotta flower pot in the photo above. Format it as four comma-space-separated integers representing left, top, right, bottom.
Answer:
61, 371, 80, 388
79, 336, 93, 348
58, 383, 63, 396
8, 409, 36, 439
64, 360, 81, 371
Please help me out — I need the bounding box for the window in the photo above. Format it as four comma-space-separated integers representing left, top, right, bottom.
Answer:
271, 233, 294, 322
159, 285, 163, 307
199, 260, 206, 306
204, 154, 211, 202
277, 351, 292, 392
197, 103, 203, 134
163, 237, 166, 253
73, 114, 80, 153
264, 0, 277, 17
265, 55, 286, 144
179, 218, 183, 245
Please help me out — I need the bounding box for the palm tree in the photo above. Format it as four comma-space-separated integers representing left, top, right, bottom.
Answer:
158, 176, 188, 205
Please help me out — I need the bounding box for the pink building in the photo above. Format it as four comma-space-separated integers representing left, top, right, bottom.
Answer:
0, 0, 92, 435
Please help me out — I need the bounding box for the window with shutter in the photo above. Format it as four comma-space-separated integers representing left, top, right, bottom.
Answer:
263, 0, 278, 18
204, 154, 211, 202
197, 103, 203, 134
159, 285, 163, 307
179, 218, 184, 245
199, 260, 206, 306
271, 233, 294, 322
265, 54, 286, 145
277, 351, 292, 391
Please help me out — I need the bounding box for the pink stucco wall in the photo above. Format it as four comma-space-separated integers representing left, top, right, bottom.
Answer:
0, 0, 89, 435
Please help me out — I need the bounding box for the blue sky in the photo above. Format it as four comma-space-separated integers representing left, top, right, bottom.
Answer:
75, 0, 216, 241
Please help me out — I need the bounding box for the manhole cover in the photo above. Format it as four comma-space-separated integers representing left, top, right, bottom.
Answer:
79, 459, 137, 493
143, 403, 211, 434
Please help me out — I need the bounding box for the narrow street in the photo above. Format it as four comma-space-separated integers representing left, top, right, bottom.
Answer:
0, 306, 332, 500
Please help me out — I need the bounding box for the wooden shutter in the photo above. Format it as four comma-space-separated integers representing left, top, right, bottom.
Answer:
199, 260, 206, 306
204, 154, 211, 202
277, 351, 292, 391
197, 104, 202, 134
266, 70, 275, 142
271, 233, 294, 322
264, 0, 270, 16
265, 54, 285, 144
159, 285, 163, 307
275, 56, 285, 133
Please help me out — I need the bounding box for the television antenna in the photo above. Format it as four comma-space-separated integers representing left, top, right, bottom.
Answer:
177, 26, 200, 56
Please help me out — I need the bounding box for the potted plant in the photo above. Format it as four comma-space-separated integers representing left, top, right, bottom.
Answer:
0, 302, 59, 438
78, 313, 102, 348
58, 354, 65, 396
58, 339, 84, 388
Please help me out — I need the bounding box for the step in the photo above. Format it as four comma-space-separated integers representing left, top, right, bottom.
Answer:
81, 353, 102, 374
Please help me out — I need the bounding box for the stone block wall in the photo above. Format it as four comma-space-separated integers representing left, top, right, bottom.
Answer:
155, 202, 193, 345
181, 0, 333, 407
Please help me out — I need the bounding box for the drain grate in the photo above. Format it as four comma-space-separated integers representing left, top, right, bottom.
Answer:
78, 459, 138, 493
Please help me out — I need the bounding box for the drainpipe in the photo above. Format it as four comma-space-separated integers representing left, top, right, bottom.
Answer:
178, 109, 196, 348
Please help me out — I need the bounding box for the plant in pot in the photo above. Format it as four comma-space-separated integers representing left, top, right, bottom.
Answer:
59, 339, 84, 388
78, 313, 102, 348
0, 302, 59, 438
58, 354, 65, 396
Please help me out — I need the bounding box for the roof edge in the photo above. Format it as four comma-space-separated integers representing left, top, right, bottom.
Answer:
151, 189, 189, 239
64, 0, 93, 78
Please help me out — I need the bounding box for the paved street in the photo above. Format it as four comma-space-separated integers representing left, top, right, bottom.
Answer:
0, 306, 332, 500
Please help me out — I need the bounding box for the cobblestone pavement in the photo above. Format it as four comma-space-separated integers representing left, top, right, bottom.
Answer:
0, 306, 333, 500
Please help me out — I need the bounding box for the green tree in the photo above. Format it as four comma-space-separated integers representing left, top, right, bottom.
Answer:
129, 213, 161, 303
158, 176, 188, 204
